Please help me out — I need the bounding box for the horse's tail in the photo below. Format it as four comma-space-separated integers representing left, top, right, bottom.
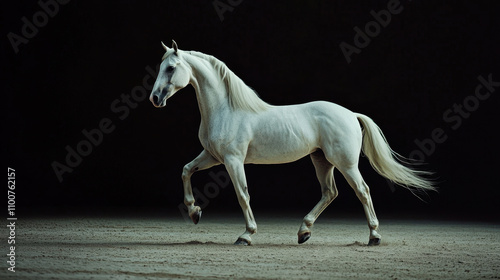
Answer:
355, 113, 436, 193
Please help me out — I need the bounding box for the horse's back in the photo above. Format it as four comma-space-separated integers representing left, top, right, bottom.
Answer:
243, 101, 361, 165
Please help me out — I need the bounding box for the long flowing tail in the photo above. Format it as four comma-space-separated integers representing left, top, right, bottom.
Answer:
355, 113, 436, 193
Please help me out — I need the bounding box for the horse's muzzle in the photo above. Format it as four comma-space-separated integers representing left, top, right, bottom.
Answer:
150, 91, 167, 108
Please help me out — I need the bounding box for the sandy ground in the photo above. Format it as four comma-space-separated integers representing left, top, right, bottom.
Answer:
2, 213, 499, 279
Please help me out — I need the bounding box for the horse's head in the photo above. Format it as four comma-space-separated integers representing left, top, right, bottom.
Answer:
150, 40, 191, 108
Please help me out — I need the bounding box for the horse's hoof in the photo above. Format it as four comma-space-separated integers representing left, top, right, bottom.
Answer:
234, 238, 251, 246
298, 232, 311, 244
191, 210, 202, 225
368, 238, 381, 246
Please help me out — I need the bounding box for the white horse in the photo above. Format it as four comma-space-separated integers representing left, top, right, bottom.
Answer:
150, 40, 435, 246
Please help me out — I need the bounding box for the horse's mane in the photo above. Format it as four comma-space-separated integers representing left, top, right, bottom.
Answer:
187, 51, 272, 113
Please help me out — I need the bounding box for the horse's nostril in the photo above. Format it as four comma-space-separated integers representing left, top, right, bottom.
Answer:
153, 95, 159, 105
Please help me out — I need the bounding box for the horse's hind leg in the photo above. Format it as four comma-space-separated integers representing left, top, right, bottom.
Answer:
339, 166, 382, 245
298, 150, 338, 244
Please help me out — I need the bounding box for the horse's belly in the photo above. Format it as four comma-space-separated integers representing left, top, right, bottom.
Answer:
244, 137, 317, 164
243, 108, 320, 164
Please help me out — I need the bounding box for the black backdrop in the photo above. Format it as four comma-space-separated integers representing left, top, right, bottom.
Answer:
2, 1, 499, 220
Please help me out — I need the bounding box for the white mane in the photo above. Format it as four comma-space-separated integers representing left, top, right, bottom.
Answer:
187, 51, 272, 113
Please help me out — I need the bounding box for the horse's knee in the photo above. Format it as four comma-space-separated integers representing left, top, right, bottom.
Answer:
182, 164, 194, 181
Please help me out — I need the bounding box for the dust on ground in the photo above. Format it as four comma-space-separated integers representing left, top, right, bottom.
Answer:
2, 213, 499, 279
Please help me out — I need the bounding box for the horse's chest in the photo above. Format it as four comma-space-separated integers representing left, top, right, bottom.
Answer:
199, 126, 246, 160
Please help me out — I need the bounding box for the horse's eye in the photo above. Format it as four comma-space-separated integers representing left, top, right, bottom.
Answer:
167, 66, 175, 72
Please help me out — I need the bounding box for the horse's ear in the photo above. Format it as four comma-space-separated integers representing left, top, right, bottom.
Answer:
161, 41, 169, 51
172, 40, 178, 53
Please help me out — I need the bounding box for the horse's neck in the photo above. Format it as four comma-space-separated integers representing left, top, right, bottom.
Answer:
187, 55, 230, 124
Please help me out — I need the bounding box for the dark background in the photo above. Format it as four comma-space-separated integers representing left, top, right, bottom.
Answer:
2, 1, 499, 220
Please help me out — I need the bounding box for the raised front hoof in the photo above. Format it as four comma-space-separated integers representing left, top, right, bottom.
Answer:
368, 238, 381, 246
190, 210, 202, 225
234, 238, 251, 246
298, 232, 311, 244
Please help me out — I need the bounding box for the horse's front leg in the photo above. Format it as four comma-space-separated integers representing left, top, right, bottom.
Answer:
182, 150, 220, 224
224, 156, 257, 245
